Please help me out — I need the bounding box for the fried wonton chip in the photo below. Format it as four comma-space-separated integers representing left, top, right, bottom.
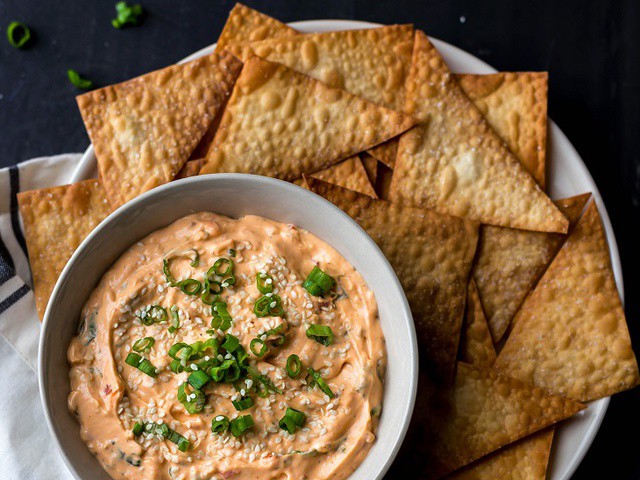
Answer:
390, 31, 567, 233
175, 159, 204, 179
367, 139, 399, 168
474, 192, 591, 343
310, 156, 377, 198
393, 364, 583, 479
17, 180, 113, 319
456, 72, 548, 188
305, 177, 478, 379
446, 428, 555, 480
199, 57, 416, 180
77, 52, 242, 208
458, 280, 496, 367
360, 153, 378, 186
224, 25, 415, 113
216, 3, 296, 51
494, 201, 640, 402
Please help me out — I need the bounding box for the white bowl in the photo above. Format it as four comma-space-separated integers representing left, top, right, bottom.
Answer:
38, 174, 419, 480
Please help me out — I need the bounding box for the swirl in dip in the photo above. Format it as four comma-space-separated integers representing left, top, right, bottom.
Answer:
68, 212, 386, 480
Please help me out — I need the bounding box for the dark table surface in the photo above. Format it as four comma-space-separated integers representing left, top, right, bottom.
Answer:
1, 1, 639, 478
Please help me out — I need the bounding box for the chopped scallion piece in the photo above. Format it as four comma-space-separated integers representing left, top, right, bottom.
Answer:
211, 415, 230, 434
232, 396, 254, 411
307, 367, 335, 398
286, 354, 302, 378
124, 352, 157, 378
188, 370, 211, 390
139, 305, 167, 325
177, 383, 205, 414
132, 422, 144, 436
67, 69, 94, 90
189, 249, 200, 267
221, 334, 240, 353
229, 415, 254, 437
279, 407, 306, 434
306, 324, 334, 346
178, 278, 203, 296
250, 338, 267, 357
256, 272, 274, 294
111, 1, 144, 29
253, 294, 285, 318
7, 21, 31, 49
132, 336, 155, 353
302, 266, 336, 297
168, 307, 180, 334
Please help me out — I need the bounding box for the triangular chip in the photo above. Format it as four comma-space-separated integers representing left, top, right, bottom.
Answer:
224, 25, 415, 113
445, 428, 554, 480
175, 158, 204, 179
390, 363, 583, 479
367, 139, 399, 168
17, 179, 113, 319
456, 72, 548, 188
77, 52, 242, 207
494, 201, 640, 401
199, 57, 416, 180
458, 279, 496, 367
474, 193, 591, 343
309, 156, 377, 197
305, 177, 478, 379
390, 31, 567, 233
360, 153, 378, 186
216, 3, 296, 50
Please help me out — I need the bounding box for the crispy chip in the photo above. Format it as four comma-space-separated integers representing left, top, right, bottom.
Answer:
200, 57, 416, 180
367, 139, 399, 168
175, 159, 204, 179
456, 72, 548, 188
17, 180, 112, 319
310, 156, 376, 197
360, 153, 378, 186
392, 364, 583, 479
445, 429, 555, 480
458, 280, 496, 367
494, 201, 640, 401
390, 31, 567, 233
216, 3, 296, 51
305, 177, 478, 379
224, 25, 415, 113
77, 52, 242, 208
474, 193, 591, 343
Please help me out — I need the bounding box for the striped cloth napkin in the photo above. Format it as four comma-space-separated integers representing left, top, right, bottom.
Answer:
0, 154, 81, 479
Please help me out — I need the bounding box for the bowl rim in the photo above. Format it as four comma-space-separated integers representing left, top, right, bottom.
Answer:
38, 173, 419, 480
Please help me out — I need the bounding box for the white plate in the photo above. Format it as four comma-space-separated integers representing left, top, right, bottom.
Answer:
71, 19, 619, 479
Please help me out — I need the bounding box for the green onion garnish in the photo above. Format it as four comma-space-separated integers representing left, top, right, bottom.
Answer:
307, 367, 335, 398
212, 258, 233, 276
201, 278, 220, 305
168, 307, 180, 334
250, 338, 267, 357
189, 249, 200, 267
67, 69, 94, 90
302, 266, 336, 297
286, 354, 302, 378
188, 370, 210, 390
211, 301, 232, 331
177, 383, 205, 414
306, 324, 334, 346
7, 21, 31, 49
132, 422, 144, 436
232, 396, 254, 411
124, 352, 157, 378
253, 294, 285, 318
178, 278, 203, 296
228, 249, 236, 257
221, 334, 240, 353
256, 273, 274, 294
169, 359, 184, 373
139, 305, 167, 325
134, 422, 189, 452
168, 342, 191, 360
111, 1, 144, 29
279, 407, 306, 434
163, 259, 177, 285
247, 365, 283, 397
211, 415, 230, 434
132, 336, 155, 353
229, 415, 254, 437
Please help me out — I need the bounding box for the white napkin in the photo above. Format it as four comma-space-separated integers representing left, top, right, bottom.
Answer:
0, 153, 82, 479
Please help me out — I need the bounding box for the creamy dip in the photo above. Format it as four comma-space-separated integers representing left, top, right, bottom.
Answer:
68, 212, 386, 480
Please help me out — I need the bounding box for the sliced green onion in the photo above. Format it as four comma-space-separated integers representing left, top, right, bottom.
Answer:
168, 307, 180, 334
177, 383, 205, 414
201, 278, 220, 305
124, 352, 157, 378
188, 370, 211, 390
232, 396, 254, 411
112, 1, 144, 29
169, 359, 184, 373
256, 273, 274, 294
307, 367, 335, 399
67, 69, 94, 90
247, 365, 283, 396
213, 258, 233, 276
163, 259, 177, 285
279, 407, 306, 434
253, 294, 285, 318
228, 248, 236, 257
189, 249, 200, 267
221, 334, 240, 353
211, 415, 230, 434
250, 338, 267, 357
7, 21, 31, 49
132, 422, 144, 436
302, 266, 336, 297
132, 336, 155, 353
137, 422, 189, 451
168, 342, 191, 360
139, 305, 167, 326
286, 354, 302, 378
178, 278, 202, 296
306, 324, 334, 346
211, 301, 232, 331
230, 415, 254, 437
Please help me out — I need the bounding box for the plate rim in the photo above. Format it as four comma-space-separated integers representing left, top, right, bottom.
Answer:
70, 18, 617, 480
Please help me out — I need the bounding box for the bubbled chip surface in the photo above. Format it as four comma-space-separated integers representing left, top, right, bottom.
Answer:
457, 280, 496, 367
310, 156, 377, 198
400, 363, 584, 479
390, 31, 567, 233
456, 72, 548, 188
474, 192, 591, 344
77, 51, 242, 208
199, 57, 416, 180
224, 25, 415, 113
216, 3, 297, 51
17, 179, 113, 319
305, 177, 478, 380
494, 201, 640, 402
